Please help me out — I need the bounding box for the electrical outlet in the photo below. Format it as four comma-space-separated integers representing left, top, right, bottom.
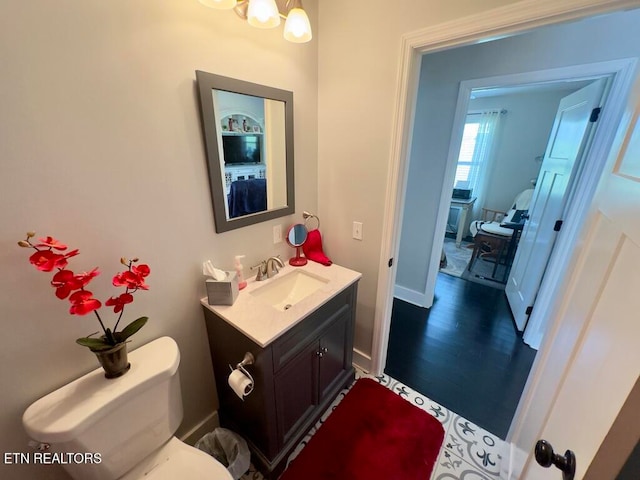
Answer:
352, 221, 363, 240
273, 224, 282, 244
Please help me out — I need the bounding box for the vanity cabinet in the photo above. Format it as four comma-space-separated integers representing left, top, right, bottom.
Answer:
202, 282, 358, 479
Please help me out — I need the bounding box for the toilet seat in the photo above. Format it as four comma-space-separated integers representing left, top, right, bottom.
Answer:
120, 437, 233, 480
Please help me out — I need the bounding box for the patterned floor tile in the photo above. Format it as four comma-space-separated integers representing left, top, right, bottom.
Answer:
432, 468, 496, 480
446, 414, 502, 476
240, 371, 504, 480
365, 372, 454, 433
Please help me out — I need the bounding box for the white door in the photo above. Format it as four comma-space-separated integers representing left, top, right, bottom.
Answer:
516, 70, 640, 480
505, 79, 607, 332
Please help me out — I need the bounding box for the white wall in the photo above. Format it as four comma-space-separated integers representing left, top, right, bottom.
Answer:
218, 90, 265, 122
395, 8, 640, 298
0, 2, 317, 479
317, 0, 519, 364
469, 88, 575, 212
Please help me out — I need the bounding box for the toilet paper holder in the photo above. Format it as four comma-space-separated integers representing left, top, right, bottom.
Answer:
236, 352, 254, 369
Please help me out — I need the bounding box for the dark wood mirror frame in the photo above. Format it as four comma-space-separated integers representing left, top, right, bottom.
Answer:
196, 71, 295, 233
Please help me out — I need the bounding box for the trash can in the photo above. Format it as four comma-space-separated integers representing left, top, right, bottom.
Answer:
195, 428, 251, 480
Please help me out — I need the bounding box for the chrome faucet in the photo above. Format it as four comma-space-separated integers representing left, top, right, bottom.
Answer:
266, 256, 285, 278
251, 261, 267, 281
251, 256, 285, 281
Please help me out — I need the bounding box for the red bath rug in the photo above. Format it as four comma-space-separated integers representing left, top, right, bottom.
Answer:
280, 378, 445, 480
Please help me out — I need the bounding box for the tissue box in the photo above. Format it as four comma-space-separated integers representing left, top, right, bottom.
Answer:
206, 271, 239, 306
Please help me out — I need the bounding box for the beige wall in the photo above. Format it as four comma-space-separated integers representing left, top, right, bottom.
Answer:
2, 1, 563, 478
0, 2, 317, 479
316, 0, 518, 358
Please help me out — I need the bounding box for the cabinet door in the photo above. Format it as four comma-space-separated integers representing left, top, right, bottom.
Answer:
318, 311, 349, 401
274, 341, 319, 448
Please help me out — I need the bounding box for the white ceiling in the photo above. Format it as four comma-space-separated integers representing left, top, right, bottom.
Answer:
471, 79, 594, 99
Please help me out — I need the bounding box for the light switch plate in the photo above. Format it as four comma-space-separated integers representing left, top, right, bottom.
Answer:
352, 221, 363, 240
273, 224, 282, 244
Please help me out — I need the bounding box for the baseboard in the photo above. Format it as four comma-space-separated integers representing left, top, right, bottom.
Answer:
500, 440, 513, 479
500, 440, 528, 480
352, 347, 372, 373
393, 284, 429, 307
180, 411, 220, 446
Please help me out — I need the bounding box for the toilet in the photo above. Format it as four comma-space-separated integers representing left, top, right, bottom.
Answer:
22, 337, 233, 480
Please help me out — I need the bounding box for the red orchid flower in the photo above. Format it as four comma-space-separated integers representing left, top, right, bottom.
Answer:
51, 270, 78, 299
51, 268, 100, 299
29, 250, 68, 272
30, 249, 80, 272
113, 270, 149, 290
18, 232, 150, 350
132, 264, 150, 278
105, 293, 134, 313
69, 290, 102, 316
74, 267, 100, 288
36, 236, 68, 251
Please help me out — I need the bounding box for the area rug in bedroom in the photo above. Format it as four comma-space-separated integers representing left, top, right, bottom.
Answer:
461, 256, 508, 290
440, 238, 473, 278
279, 377, 445, 480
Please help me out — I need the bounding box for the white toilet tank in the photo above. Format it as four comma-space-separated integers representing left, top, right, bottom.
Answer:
23, 337, 184, 480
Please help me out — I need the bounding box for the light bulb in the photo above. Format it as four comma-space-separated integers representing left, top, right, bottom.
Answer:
283, 7, 312, 43
247, 0, 281, 29
198, 0, 237, 9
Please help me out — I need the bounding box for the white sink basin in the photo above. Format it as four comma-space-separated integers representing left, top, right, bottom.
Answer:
250, 270, 329, 311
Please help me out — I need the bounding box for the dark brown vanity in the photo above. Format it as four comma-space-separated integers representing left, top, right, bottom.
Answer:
202, 264, 360, 479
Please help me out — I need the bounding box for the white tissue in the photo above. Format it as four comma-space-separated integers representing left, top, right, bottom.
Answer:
202, 260, 226, 281
228, 369, 254, 399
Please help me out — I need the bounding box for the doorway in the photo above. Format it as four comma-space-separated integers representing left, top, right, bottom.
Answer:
439, 77, 610, 325
389, 76, 610, 437
374, 6, 640, 463
440, 80, 595, 289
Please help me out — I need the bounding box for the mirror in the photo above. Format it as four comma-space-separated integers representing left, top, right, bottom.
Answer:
286, 224, 308, 266
196, 71, 295, 233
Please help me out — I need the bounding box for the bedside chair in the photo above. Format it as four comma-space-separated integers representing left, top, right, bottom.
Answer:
468, 189, 534, 280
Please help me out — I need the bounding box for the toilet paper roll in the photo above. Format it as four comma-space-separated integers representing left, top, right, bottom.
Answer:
228, 369, 253, 399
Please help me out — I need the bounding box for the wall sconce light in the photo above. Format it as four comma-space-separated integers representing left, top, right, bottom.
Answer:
198, 0, 312, 43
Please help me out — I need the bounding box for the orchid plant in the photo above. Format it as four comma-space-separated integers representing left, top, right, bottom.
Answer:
18, 232, 150, 352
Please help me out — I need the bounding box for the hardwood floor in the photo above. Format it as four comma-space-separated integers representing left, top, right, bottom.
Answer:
385, 272, 537, 439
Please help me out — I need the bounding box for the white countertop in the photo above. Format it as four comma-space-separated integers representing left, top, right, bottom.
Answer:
201, 262, 361, 347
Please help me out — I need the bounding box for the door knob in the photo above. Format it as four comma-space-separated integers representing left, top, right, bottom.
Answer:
535, 440, 576, 480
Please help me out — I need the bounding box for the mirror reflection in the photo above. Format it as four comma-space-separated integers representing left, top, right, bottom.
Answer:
215, 91, 288, 219
287, 224, 308, 247
196, 71, 295, 233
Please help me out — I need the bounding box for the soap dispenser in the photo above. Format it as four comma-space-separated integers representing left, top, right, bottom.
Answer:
234, 255, 247, 290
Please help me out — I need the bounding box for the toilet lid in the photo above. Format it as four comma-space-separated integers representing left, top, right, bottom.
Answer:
143, 448, 233, 480
122, 438, 234, 480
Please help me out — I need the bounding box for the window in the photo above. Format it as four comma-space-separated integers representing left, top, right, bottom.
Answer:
455, 119, 481, 188
454, 110, 501, 196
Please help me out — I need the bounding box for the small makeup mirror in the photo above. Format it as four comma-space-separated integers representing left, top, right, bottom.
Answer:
286, 224, 308, 266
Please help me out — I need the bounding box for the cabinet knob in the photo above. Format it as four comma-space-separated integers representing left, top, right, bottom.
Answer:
316, 347, 328, 358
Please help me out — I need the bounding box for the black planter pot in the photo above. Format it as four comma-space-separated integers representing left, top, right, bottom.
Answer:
92, 342, 130, 379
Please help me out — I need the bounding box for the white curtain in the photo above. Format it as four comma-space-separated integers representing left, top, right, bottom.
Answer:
456, 110, 503, 221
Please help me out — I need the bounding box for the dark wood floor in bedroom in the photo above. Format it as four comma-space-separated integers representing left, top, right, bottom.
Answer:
385, 272, 537, 439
